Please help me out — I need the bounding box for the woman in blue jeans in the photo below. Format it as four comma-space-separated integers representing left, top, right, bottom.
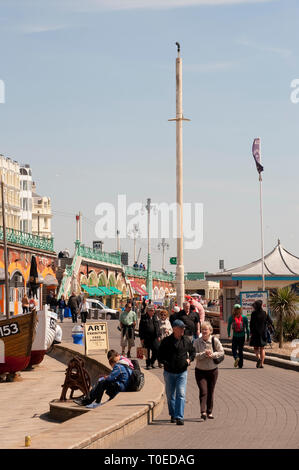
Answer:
57, 295, 67, 323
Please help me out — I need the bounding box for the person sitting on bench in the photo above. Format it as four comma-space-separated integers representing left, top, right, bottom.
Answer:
74, 351, 133, 406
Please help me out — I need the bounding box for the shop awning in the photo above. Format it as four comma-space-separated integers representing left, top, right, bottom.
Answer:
43, 274, 58, 287
130, 281, 148, 296
81, 285, 102, 296
109, 286, 122, 295
99, 286, 113, 295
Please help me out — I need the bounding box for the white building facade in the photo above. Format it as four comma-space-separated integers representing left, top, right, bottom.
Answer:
19, 164, 33, 233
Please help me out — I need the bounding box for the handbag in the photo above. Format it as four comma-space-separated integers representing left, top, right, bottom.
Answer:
137, 346, 147, 360
211, 336, 225, 364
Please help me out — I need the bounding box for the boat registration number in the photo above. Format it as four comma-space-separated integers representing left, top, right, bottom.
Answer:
0, 322, 20, 338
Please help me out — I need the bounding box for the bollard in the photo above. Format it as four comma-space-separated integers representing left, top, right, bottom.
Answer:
72, 325, 84, 345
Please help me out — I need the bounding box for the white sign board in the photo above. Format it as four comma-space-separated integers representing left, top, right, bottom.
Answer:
240, 291, 268, 320
84, 322, 109, 355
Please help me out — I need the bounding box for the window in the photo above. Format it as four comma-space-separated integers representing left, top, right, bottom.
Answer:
22, 199, 28, 211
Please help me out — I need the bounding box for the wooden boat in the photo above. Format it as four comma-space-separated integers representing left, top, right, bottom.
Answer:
28, 305, 57, 367
0, 310, 37, 374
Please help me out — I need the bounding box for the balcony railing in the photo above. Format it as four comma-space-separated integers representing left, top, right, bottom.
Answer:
0, 226, 55, 252
125, 266, 175, 282
125, 266, 147, 278
77, 244, 122, 266
75, 244, 175, 282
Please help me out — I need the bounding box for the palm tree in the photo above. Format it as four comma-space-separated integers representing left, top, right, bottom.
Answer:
269, 286, 299, 348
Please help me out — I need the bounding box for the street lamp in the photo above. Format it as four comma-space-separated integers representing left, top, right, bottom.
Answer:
158, 238, 170, 272
128, 224, 140, 264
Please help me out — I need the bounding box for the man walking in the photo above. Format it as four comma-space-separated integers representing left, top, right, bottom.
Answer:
139, 304, 161, 369
68, 291, 80, 323
119, 302, 137, 358
157, 319, 195, 426
170, 301, 200, 341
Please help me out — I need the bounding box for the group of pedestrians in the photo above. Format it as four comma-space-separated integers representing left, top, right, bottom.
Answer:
119, 298, 273, 426
46, 291, 89, 324
227, 300, 274, 369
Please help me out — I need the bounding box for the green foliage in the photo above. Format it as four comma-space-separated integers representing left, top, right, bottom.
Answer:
269, 286, 299, 347
274, 316, 299, 342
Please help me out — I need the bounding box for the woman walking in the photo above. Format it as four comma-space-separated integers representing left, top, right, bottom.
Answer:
57, 295, 67, 323
249, 300, 267, 368
193, 321, 224, 420
227, 304, 249, 368
79, 295, 89, 324
157, 309, 173, 368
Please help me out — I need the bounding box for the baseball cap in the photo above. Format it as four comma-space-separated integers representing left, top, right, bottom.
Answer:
173, 306, 180, 313
172, 319, 186, 329
233, 304, 241, 309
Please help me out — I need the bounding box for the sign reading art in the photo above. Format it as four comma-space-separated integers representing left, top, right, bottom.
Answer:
240, 291, 268, 320
84, 322, 109, 355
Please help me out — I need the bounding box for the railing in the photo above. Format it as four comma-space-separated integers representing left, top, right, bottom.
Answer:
125, 266, 147, 278
0, 226, 54, 252
78, 244, 121, 266
152, 270, 176, 282
75, 243, 175, 282
125, 266, 175, 282
185, 272, 206, 280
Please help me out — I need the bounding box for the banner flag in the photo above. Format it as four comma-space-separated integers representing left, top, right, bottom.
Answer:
252, 138, 264, 173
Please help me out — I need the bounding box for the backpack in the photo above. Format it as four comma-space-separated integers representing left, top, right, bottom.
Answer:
126, 359, 145, 392
233, 315, 244, 333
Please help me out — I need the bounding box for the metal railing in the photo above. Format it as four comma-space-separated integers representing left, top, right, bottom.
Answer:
0, 226, 54, 252
78, 243, 122, 265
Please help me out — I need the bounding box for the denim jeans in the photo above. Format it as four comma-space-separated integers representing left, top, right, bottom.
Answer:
232, 336, 245, 368
163, 370, 188, 420
58, 308, 64, 322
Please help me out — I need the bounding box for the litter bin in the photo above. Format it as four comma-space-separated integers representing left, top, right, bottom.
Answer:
72, 325, 84, 345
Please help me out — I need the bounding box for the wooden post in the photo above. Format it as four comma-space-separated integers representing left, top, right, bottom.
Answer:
1, 179, 10, 319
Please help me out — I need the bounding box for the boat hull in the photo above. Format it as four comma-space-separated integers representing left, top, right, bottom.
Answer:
28, 307, 57, 367
0, 311, 37, 374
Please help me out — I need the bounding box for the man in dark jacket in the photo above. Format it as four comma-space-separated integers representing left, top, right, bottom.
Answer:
157, 319, 196, 426
170, 301, 200, 340
139, 305, 161, 370
68, 292, 80, 323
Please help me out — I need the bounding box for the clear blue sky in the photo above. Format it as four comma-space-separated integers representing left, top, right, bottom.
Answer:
0, 0, 298, 273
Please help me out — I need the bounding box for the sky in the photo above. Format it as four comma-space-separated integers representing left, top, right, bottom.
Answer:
0, 0, 298, 274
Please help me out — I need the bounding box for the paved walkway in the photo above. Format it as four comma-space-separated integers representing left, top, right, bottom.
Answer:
0, 356, 64, 448
115, 354, 299, 449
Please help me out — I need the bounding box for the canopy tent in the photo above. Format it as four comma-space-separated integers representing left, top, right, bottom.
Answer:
206, 240, 299, 281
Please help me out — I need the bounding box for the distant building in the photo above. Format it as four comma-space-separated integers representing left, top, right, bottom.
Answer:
19, 164, 33, 233
0, 154, 21, 231
32, 182, 52, 238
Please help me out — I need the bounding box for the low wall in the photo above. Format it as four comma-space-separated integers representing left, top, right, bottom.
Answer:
11, 342, 165, 449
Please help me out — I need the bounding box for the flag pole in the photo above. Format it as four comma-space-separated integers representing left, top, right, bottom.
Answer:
258, 138, 265, 291
252, 137, 265, 292
259, 171, 265, 291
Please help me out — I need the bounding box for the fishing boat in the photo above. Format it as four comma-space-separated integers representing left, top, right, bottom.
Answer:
0, 310, 37, 374
28, 305, 57, 367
